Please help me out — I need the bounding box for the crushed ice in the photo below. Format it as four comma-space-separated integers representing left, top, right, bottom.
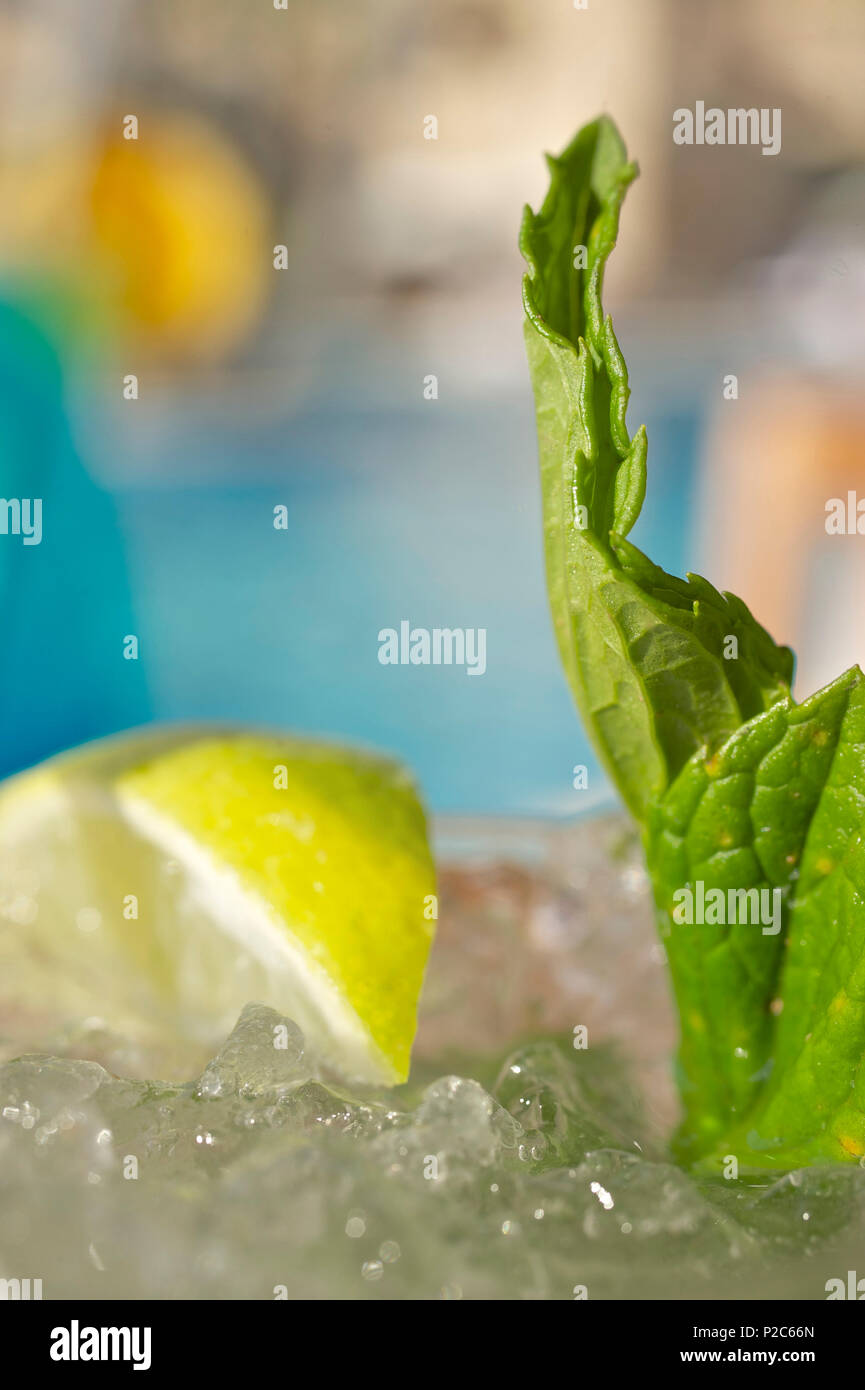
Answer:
2, 1002, 865, 1298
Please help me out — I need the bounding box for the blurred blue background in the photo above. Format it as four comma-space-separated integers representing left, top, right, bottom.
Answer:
1, 0, 863, 814
0, 292, 697, 813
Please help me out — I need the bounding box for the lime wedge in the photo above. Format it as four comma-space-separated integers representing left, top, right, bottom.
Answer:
0, 729, 437, 1084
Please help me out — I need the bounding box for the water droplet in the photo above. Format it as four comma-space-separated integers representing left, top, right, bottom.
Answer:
590, 1181, 614, 1210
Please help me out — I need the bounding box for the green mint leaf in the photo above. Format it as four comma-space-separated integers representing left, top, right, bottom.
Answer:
521, 117, 793, 821
522, 116, 865, 1170
648, 666, 865, 1164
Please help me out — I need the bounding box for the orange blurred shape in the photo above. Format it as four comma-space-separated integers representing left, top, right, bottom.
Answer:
90, 112, 269, 363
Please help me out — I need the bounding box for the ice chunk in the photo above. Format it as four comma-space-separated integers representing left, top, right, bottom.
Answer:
371, 1076, 521, 1181
195, 1004, 306, 1099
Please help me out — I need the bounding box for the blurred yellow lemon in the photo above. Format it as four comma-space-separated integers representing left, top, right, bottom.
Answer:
90, 113, 269, 361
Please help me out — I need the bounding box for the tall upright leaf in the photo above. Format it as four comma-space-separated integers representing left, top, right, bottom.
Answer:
522, 116, 865, 1169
